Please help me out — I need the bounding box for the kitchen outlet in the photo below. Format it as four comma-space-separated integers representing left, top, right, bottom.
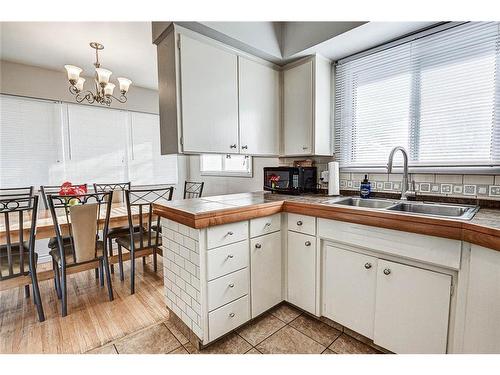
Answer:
489, 185, 500, 197
377, 182, 384, 190
431, 184, 440, 193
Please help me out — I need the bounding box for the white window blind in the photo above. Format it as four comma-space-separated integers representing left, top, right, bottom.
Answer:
0, 95, 63, 187
65, 104, 128, 183
335, 22, 500, 169
0, 94, 177, 188
129, 112, 178, 185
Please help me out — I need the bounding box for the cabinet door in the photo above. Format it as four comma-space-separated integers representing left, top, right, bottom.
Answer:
250, 232, 282, 317
283, 60, 313, 156
323, 245, 377, 339
287, 231, 316, 314
239, 57, 280, 156
179, 34, 239, 153
374, 260, 451, 353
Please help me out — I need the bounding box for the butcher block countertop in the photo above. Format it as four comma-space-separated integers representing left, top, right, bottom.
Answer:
153, 191, 500, 251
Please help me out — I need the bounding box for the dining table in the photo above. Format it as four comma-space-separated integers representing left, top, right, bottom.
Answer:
0, 203, 156, 291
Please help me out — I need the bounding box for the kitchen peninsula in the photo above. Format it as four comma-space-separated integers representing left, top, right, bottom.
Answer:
153, 191, 500, 354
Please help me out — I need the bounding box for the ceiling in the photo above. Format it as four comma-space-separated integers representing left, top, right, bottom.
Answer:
1, 21, 438, 92
0, 22, 158, 90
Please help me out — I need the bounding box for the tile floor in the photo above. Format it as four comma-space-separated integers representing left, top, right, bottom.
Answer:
87, 303, 383, 354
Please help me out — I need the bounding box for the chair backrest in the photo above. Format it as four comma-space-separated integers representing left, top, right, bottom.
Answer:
184, 181, 204, 199
0, 186, 34, 200
93, 182, 131, 204
0, 194, 38, 280
124, 187, 174, 250
40, 184, 88, 210
47, 191, 113, 265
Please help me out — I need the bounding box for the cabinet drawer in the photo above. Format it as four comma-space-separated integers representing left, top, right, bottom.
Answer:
208, 268, 249, 311
287, 213, 315, 235
250, 213, 281, 238
209, 295, 250, 341
207, 221, 248, 249
207, 240, 249, 281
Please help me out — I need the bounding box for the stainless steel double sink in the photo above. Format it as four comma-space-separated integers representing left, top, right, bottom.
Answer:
327, 197, 479, 220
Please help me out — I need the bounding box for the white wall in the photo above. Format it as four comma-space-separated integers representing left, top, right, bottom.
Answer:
0, 60, 159, 114
187, 155, 279, 197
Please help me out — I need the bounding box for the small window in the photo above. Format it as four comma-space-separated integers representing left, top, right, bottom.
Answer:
200, 154, 252, 177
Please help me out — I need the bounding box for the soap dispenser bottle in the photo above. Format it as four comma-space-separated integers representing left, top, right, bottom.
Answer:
360, 174, 371, 199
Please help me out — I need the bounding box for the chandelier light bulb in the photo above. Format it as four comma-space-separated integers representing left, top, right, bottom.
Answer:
64, 65, 83, 84
75, 77, 85, 92
96, 68, 112, 86
117, 77, 132, 94
104, 82, 115, 96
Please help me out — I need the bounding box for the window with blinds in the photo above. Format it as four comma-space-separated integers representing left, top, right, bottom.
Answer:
0, 94, 177, 188
335, 22, 500, 169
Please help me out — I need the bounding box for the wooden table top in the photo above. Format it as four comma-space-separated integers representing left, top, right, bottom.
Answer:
0, 203, 147, 243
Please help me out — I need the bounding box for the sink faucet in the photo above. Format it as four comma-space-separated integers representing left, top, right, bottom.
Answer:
387, 146, 416, 200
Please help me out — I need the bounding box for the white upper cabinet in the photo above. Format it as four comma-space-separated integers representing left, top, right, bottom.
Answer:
179, 34, 239, 154
283, 56, 332, 156
238, 57, 280, 156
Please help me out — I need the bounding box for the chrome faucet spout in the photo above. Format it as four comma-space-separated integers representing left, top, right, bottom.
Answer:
387, 146, 415, 200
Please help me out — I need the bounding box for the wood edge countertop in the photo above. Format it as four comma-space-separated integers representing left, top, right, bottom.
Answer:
153, 195, 500, 252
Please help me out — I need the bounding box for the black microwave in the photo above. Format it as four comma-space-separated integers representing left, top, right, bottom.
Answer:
263, 167, 317, 195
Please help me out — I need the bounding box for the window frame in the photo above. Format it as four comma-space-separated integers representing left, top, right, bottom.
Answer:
334, 22, 500, 175
200, 154, 253, 178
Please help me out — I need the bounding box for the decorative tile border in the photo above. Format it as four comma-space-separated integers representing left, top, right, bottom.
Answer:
337, 173, 500, 200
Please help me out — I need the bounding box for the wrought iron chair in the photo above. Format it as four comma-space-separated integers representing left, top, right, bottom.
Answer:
184, 181, 204, 199
0, 192, 45, 322
47, 191, 114, 317
93, 182, 134, 274
115, 187, 174, 294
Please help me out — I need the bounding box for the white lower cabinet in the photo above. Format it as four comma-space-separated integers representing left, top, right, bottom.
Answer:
374, 259, 452, 354
250, 231, 282, 317
208, 295, 250, 342
287, 230, 316, 314
323, 245, 377, 339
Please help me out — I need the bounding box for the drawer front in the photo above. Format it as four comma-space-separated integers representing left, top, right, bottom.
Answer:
287, 213, 316, 235
208, 268, 249, 311
318, 218, 462, 270
250, 213, 281, 238
207, 240, 249, 281
207, 221, 249, 249
209, 295, 250, 341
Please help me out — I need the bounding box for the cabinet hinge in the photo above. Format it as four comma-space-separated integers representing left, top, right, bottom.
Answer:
177, 35, 181, 49
180, 136, 183, 146
450, 283, 454, 296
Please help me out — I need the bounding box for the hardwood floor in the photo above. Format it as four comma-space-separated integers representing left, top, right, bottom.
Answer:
0, 257, 167, 354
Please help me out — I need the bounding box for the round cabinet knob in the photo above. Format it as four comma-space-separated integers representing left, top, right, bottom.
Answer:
242, 145, 248, 150
364, 262, 372, 269
228, 283, 234, 288
264, 222, 272, 227
227, 231, 234, 236
255, 243, 262, 249
227, 254, 234, 259
230, 144, 237, 149
297, 221, 303, 226
229, 312, 235, 318
305, 241, 311, 247
383, 268, 391, 275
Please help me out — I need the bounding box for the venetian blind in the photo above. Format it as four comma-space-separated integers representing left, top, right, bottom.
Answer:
335, 22, 500, 168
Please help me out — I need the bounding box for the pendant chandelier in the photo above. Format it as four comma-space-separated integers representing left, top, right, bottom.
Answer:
64, 42, 132, 106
